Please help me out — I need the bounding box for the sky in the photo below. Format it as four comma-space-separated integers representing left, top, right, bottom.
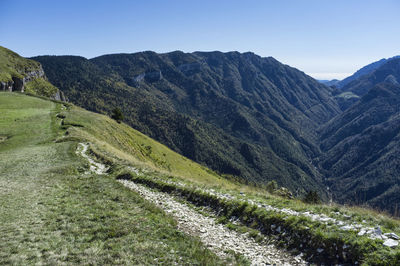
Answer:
1, 0, 399, 80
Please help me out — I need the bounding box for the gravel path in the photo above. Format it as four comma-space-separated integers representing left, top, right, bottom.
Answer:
118, 179, 306, 266
136, 172, 400, 245
76, 143, 109, 175
77, 143, 306, 264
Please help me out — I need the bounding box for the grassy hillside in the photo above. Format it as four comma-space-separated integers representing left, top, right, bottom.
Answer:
0, 92, 229, 265
0, 46, 40, 82
0, 46, 59, 97
55, 94, 400, 264
1, 92, 400, 264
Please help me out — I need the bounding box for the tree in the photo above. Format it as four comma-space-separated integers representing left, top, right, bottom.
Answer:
302, 190, 321, 204
111, 108, 124, 123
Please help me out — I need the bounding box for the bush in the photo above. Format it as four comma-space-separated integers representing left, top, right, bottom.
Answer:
303, 190, 321, 204
111, 108, 124, 123
265, 180, 278, 193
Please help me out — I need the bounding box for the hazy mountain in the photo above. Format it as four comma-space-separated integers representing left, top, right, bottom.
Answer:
337, 56, 400, 89
331, 57, 400, 111
318, 79, 340, 87
33, 51, 341, 196
341, 57, 400, 96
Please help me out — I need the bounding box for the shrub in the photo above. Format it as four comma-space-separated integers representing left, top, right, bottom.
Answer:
111, 108, 124, 123
265, 180, 278, 193
303, 190, 321, 204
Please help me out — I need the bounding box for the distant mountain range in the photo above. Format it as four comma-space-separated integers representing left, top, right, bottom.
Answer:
319, 55, 400, 90
318, 79, 340, 87
29, 49, 400, 215
338, 56, 400, 89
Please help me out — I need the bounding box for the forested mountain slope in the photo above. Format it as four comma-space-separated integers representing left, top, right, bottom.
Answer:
341, 57, 400, 97
34, 51, 341, 196
319, 82, 400, 214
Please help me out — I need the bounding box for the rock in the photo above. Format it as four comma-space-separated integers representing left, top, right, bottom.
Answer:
1, 80, 14, 91
52, 90, 67, 102
374, 226, 382, 235
358, 229, 366, 236
384, 232, 400, 240
383, 239, 398, 248
340, 225, 353, 231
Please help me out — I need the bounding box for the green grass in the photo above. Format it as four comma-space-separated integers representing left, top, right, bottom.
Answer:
24, 77, 59, 97
118, 172, 400, 265
2, 91, 400, 265
0, 92, 229, 265
0, 46, 40, 82
61, 105, 239, 190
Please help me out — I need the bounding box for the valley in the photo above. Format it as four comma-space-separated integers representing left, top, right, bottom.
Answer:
3, 0, 400, 264
33, 50, 400, 215
2, 45, 400, 264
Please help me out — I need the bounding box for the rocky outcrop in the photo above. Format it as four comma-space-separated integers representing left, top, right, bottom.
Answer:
24, 68, 45, 83
1, 66, 46, 93
132, 70, 163, 85
1, 81, 14, 91
52, 90, 67, 102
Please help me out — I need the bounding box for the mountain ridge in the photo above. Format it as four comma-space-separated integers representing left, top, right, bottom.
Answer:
33, 50, 341, 197
29, 48, 400, 215
336, 55, 400, 89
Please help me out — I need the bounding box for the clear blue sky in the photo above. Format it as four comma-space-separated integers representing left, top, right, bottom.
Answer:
1, 0, 399, 80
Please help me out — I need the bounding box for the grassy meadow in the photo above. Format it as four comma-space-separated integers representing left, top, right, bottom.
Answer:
0, 92, 229, 265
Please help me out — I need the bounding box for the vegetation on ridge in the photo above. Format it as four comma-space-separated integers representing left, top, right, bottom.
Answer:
0, 46, 40, 82
0, 46, 60, 98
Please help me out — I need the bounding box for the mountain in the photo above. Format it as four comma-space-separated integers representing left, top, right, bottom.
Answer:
341, 57, 400, 97
318, 58, 400, 214
0, 46, 65, 100
33, 51, 341, 196
336, 55, 400, 89
319, 82, 400, 214
332, 57, 400, 111
318, 79, 340, 87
